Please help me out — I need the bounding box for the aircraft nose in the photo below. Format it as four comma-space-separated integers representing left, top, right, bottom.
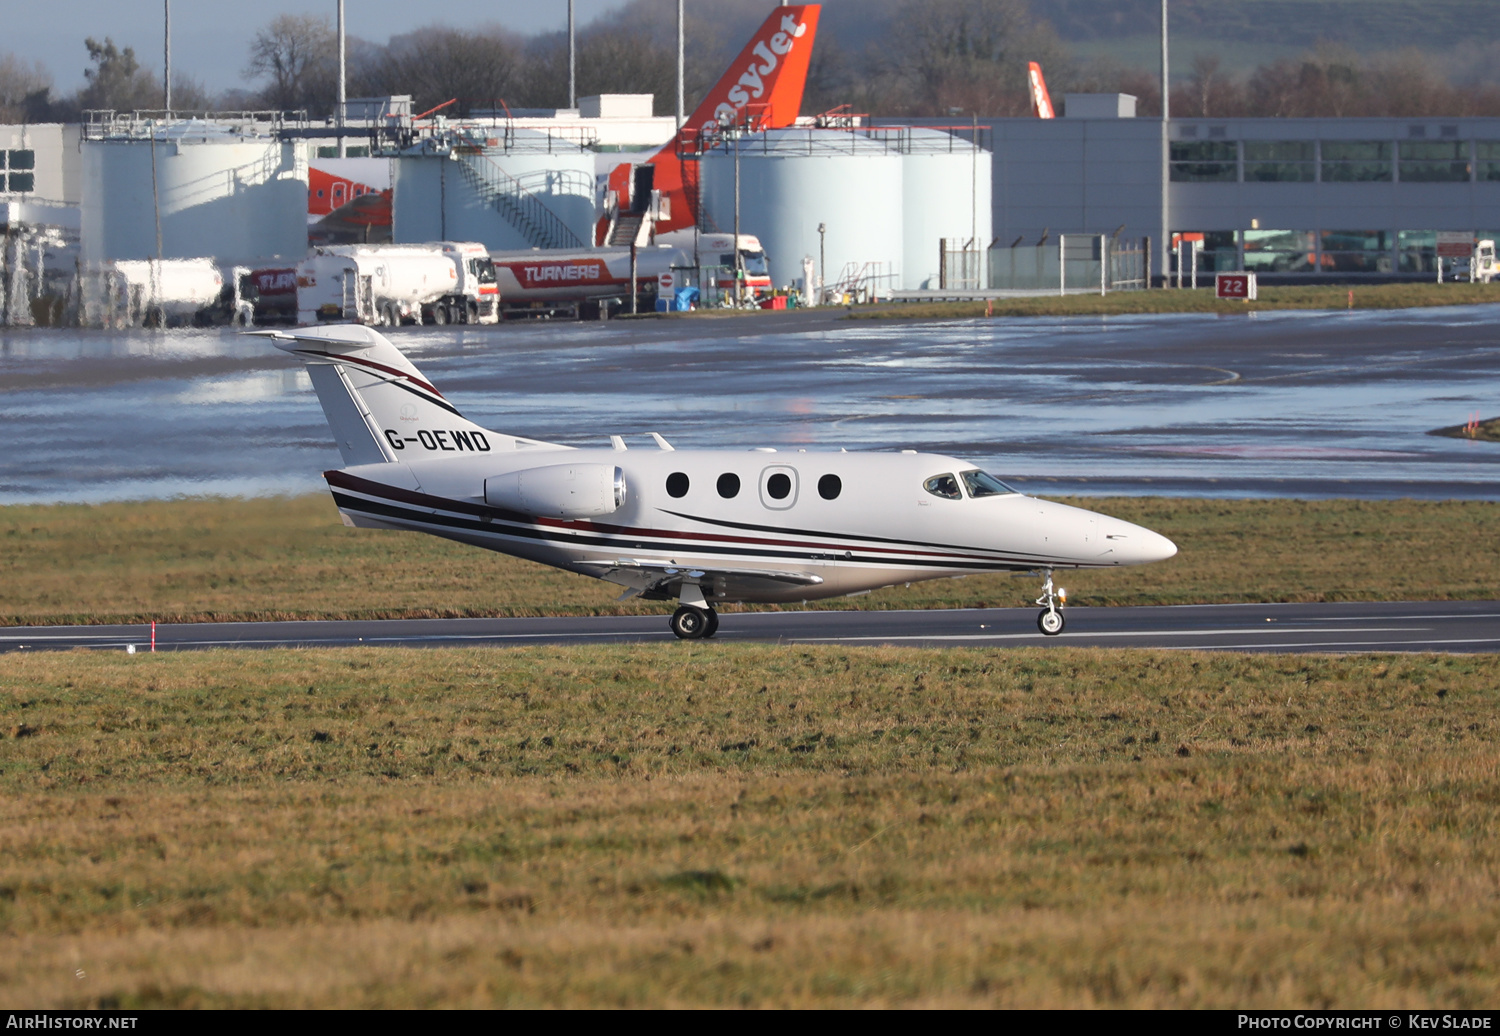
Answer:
1140, 528, 1178, 562
1104, 520, 1177, 564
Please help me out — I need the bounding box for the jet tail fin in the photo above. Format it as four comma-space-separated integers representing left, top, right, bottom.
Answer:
255, 325, 560, 466
646, 4, 821, 234
1029, 61, 1055, 119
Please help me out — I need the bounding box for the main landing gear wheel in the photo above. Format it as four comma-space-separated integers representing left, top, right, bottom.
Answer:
1034, 567, 1067, 636
670, 606, 717, 640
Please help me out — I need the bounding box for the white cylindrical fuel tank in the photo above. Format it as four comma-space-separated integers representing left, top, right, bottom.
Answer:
900, 127, 993, 291
393, 131, 596, 250
700, 129, 904, 294
80, 122, 308, 266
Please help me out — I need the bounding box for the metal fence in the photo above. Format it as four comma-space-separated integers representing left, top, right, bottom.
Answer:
940, 239, 983, 290
988, 235, 1148, 293
1110, 240, 1148, 290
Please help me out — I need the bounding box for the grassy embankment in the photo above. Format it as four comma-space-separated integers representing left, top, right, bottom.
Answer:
1431, 416, 1500, 443
1, 644, 1496, 1007
652, 282, 1500, 321
846, 281, 1500, 320
1, 496, 1497, 626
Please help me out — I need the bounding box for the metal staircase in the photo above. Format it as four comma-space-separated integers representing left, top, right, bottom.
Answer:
452, 150, 587, 250
826, 261, 897, 303
608, 213, 644, 247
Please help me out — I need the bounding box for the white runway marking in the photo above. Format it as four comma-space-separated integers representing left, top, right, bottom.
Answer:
795, 626, 1429, 644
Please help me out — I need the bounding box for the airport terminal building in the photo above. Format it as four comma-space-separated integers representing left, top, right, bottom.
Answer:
969, 103, 1500, 280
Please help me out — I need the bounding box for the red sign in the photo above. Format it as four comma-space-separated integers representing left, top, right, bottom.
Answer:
1215, 272, 1257, 300
253, 268, 298, 296
1436, 232, 1473, 258
504, 260, 617, 289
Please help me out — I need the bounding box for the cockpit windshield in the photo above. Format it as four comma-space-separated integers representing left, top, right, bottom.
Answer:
961, 469, 1018, 497
722, 251, 769, 276
923, 473, 963, 500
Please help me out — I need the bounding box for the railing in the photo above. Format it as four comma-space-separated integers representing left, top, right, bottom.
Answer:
687, 123, 991, 159
81, 109, 305, 139
826, 260, 898, 303
451, 148, 587, 250
448, 123, 597, 154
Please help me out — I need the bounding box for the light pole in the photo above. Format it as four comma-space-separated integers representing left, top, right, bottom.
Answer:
337, 0, 346, 157
1160, 0, 1171, 288
818, 222, 826, 304
163, 0, 171, 112
719, 114, 743, 306
734, 130, 742, 306
676, 0, 684, 130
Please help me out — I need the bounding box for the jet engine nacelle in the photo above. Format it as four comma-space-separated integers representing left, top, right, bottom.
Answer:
484, 463, 627, 518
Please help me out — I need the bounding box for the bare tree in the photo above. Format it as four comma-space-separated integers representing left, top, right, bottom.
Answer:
245, 14, 337, 115
0, 53, 52, 122
523, 28, 676, 112
888, 0, 1071, 115
381, 27, 525, 117
1173, 53, 1245, 117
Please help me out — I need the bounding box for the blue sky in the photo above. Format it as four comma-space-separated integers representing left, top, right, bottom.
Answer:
10, 1, 629, 95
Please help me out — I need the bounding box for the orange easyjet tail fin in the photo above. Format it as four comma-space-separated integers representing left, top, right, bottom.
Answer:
636, 4, 821, 235
1029, 61, 1055, 119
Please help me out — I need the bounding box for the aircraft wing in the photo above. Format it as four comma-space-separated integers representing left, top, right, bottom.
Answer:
578, 559, 824, 601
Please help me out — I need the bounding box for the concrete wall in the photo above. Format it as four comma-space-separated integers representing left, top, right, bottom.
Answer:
0, 124, 81, 206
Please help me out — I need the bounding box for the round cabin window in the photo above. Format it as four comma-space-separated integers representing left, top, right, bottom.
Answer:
666, 472, 689, 498
717, 472, 741, 498
818, 474, 842, 500
767, 473, 792, 500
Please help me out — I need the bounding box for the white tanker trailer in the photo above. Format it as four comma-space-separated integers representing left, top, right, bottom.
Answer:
488, 245, 695, 318
104, 258, 252, 327
297, 242, 499, 326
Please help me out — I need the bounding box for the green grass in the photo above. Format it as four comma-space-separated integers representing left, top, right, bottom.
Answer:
1430, 416, 1500, 443
1, 644, 1495, 1007
0, 496, 1495, 627
851, 283, 1500, 321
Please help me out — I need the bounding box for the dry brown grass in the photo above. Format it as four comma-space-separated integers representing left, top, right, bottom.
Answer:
2, 645, 1496, 1007
2, 496, 1496, 626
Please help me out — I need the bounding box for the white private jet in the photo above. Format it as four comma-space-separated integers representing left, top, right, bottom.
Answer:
261, 325, 1177, 639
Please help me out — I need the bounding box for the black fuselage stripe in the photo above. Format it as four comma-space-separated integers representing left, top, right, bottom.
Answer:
331, 492, 1038, 572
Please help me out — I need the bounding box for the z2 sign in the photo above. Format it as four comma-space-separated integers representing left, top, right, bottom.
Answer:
1215, 272, 1257, 300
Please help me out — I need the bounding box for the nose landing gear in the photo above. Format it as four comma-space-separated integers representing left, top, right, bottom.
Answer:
1036, 568, 1066, 636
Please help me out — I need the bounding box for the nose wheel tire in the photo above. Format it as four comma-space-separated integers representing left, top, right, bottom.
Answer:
1037, 609, 1065, 636
671, 606, 718, 640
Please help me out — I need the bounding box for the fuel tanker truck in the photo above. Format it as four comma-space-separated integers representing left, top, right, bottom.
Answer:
296, 242, 499, 326
488, 235, 771, 319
